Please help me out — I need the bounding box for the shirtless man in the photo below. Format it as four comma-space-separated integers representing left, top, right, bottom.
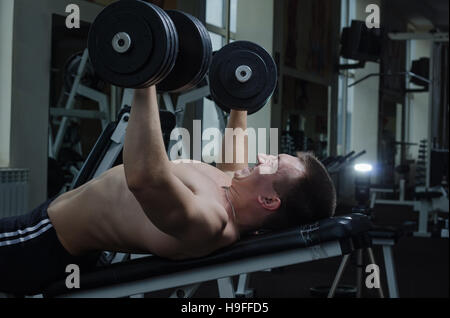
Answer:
0, 86, 336, 295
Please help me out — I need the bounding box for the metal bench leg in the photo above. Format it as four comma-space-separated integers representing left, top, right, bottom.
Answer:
217, 277, 236, 298
382, 246, 399, 298
415, 201, 432, 237
236, 273, 254, 298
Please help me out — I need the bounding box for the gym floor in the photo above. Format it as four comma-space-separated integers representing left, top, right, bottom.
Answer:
147, 204, 449, 298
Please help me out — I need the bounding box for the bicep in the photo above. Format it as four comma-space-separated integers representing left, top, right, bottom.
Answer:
130, 173, 198, 237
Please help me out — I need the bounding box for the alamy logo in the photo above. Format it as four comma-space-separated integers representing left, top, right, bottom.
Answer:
65, 264, 80, 289
66, 4, 80, 29
365, 4, 380, 29
169, 121, 279, 171
365, 264, 381, 289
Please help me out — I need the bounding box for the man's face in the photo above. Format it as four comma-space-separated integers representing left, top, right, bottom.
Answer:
233, 154, 305, 192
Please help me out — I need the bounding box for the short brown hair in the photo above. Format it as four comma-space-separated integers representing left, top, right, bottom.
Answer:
262, 152, 336, 231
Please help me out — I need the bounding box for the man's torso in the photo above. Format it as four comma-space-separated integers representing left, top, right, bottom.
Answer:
47, 161, 239, 260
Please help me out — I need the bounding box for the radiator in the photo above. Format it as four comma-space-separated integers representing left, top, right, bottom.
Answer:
0, 168, 29, 218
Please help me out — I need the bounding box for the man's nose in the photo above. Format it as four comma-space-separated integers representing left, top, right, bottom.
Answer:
259, 153, 278, 163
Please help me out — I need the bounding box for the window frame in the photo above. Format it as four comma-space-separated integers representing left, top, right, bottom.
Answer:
204, 0, 237, 47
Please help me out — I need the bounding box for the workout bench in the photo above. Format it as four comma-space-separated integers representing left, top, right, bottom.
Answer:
40, 214, 372, 298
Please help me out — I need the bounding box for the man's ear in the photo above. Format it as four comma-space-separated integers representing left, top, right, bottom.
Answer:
257, 195, 281, 211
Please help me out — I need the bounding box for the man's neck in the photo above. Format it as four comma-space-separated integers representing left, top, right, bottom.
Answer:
227, 180, 257, 234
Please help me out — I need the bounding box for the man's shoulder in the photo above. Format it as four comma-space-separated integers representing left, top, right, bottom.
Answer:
185, 225, 239, 259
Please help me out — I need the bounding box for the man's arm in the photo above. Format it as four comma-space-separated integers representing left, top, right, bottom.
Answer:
216, 110, 248, 172
123, 87, 224, 239
123, 86, 169, 184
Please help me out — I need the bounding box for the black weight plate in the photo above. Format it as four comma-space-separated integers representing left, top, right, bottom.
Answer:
157, 10, 204, 92
176, 16, 208, 92
139, 4, 170, 87
157, 10, 210, 93
219, 50, 267, 99
190, 17, 210, 77
147, 5, 179, 87
189, 17, 213, 89
175, 14, 211, 91
138, 4, 176, 88
88, 0, 171, 88
134, 5, 168, 88
188, 18, 212, 90
100, 14, 152, 75
171, 9, 210, 91
88, 1, 168, 87
209, 41, 277, 114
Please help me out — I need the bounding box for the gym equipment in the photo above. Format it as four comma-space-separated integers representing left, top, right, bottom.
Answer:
87, 0, 212, 93
88, 0, 179, 88
50, 49, 111, 160
339, 20, 382, 70
410, 58, 430, 88
34, 210, 375, 297
322, 150, 367, 175
209, 41, 277, 115
369, 146, 449, 238
310, 162, 408, 299
324, 227, 404, 299
157, 10, 212, 93
87, 1, 277, 113
63, 52, 104, 92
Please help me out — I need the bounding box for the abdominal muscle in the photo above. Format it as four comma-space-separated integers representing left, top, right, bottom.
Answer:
47, 162, 234, 260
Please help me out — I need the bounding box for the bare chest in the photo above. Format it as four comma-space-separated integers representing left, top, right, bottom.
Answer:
170, 161, 232, 193
49, 163, 235, 258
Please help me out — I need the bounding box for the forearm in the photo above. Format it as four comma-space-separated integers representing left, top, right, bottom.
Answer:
217, 110, 248, 171
123, 86, 170, 188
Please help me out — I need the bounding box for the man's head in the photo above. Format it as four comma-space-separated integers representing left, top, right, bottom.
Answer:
231, 152, 336, 232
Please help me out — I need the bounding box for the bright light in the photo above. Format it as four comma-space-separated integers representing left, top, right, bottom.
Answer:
354, 163, 373, 173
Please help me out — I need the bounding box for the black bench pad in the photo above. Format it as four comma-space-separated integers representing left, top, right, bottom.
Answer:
43, 213, 372, 297
369, 221, 416, 243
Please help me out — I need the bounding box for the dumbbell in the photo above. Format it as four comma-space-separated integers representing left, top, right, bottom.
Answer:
88, 0, 277, 114
88, 0, 212, 92
209, 41, 277, 115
